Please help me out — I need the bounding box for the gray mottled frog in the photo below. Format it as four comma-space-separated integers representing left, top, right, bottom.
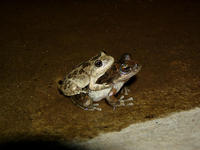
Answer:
58, 51, 114, 96
71, 53, 142, 111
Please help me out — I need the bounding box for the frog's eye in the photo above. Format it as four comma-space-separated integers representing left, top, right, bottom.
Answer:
95, 60, 103, 67
122, 63, 128, 68
121, 63, 131, 72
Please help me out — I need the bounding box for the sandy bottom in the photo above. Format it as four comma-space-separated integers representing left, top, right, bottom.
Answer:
0, 0, 200, 146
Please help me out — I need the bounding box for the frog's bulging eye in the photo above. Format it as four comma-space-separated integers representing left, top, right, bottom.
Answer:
95, 60, 103, 67
122, 63, 128, 68
121, 63, 131, 72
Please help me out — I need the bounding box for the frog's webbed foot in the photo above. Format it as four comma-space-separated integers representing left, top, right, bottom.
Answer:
83, 103, 102, 111
107, 87, 134, 109
106, 95, 134, 110
117, 95, 134, 106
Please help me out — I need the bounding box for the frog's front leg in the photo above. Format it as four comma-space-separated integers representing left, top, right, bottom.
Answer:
89, 77, 110, 91
119, 87, 134, 104
120, 86, 131, 96
106, 95, 134, 109
71, 93, 102, 111
106, 88, 124, 108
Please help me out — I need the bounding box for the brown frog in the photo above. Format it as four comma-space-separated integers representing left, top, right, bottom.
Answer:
58, 51, 114, 96
71, 53, 142, 111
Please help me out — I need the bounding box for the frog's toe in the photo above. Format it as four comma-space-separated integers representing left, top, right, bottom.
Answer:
119, 95, 134, 101
93, 103, 99, 106
83, 104, 102, 111
123, 97, 134, 101
119, 97, 134, 102
114, 97, 134, 108
126, 102, 133, 106
94, 107, 102, 111
86, 107, 102, 111
119, 95, 125, 100
125, 87, 131, 95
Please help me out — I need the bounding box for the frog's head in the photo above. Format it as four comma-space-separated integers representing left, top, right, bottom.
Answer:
90, 51, 114, 77
116, 53, 142, 82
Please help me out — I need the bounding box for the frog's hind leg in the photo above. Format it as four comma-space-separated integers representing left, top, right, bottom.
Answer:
71, 93, 102, 111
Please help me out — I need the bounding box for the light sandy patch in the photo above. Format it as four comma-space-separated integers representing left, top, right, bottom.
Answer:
80, 108, 200, 150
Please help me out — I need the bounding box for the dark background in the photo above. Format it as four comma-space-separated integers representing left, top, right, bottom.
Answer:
0, 0, 200, 148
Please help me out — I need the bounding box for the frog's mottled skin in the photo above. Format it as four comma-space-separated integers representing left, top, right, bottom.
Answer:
58, 51, 114, 96
71, 53, 142, 111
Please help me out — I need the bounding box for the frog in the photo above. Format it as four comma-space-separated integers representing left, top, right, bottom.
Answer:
71, 53, 142, 111
58, 51, 114, 96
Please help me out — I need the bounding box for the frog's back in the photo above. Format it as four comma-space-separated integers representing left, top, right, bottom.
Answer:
66, 62, 91, 87
59, 61, 91, 96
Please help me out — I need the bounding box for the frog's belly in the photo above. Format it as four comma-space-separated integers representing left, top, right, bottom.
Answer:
89, 82, 125, 102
